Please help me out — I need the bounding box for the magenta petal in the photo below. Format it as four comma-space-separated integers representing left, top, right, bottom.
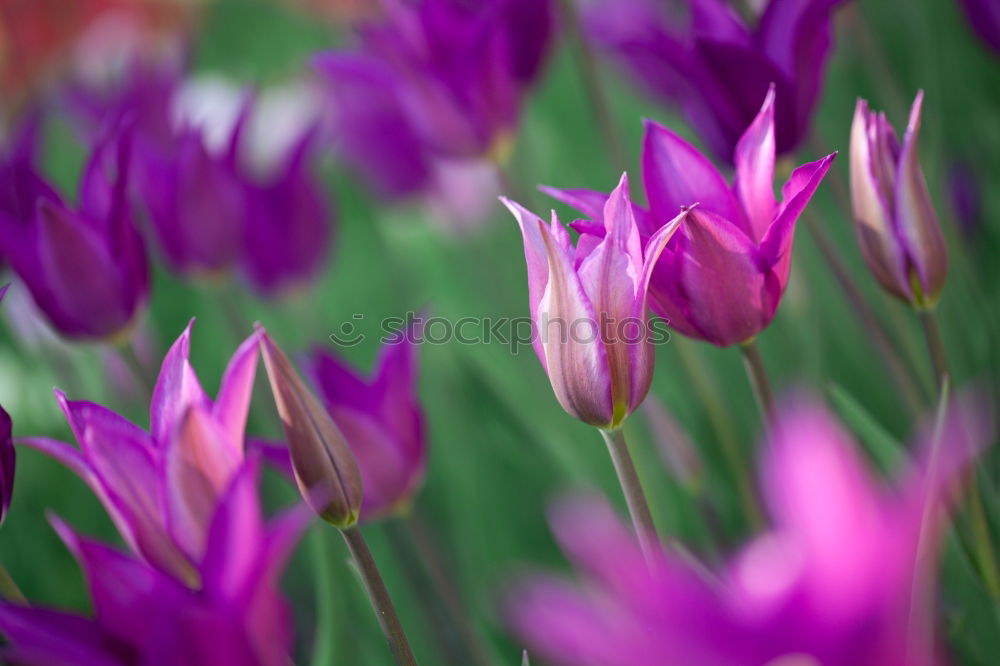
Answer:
642, 119, 745, 226
893, 91, 948, 304
501, 197, 554, 370
151, 320, 209, 447
537, 220, 614, 427
541, 185, 657, 237
759, 152, 836, 281
212, 330, 261, 452
0, 604, 126, 666
0, 404, 13, 525
50, 515, 189, 648
733, 85, 777, 242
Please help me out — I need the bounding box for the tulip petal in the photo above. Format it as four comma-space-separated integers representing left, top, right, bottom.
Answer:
759, 152, 836, 281
212, 330, 261, 452
0, 604, 125, 666
501, 197, 554, 369
733, 85, 777, 242
642, 120, 745, 226
151, 320, 209, 447
0, 404, 13, 525
894, 91, 948, 305
850, 99, 911, 301
537, 220, 614, 427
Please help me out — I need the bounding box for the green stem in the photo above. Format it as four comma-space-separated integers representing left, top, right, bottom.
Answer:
0, 560, 25, 603
919, 310, 1000, 600
558, 0, 627, 173
739, 340, 775, 425
341, 526, 419, 666
919, 310, 950, 389
600, 428, 660, 564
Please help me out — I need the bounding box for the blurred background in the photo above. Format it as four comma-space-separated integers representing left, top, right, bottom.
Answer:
1, 0, 999, 663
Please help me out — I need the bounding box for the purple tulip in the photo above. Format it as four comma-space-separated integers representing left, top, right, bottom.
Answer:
313, 0, 555, 193
503, 174, 688, 429
18, 321, 260, 584
584, 0, 850, 162
957, 0, 1000, 54
510, 393, 992, 666
133, 127, 245, 277
546, 88, 835, 347
307, 332, 426, 522
850, 92, 948, 310
0, 460, 311, 666
0, 125, 149, 340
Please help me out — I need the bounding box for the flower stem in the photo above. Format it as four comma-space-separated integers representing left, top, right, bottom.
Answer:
600, 428, 660, 564
341, 526, 419, 666
919, 310, 1000, 600
919, 310, 950, 389
0, 560, 25, 603
739, 340, 774, 425
308, 526, 337, 666
117, 339, 154, 397
558, 0, 627, 173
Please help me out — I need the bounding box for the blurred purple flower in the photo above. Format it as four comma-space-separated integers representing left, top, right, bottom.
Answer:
307, 331, 426, 521
511, 393, 993, 666
0, 460, 311, 666
0, 122, 149, 340
584, 0, 850, 162
956, 0, 1000, 54
18, 321, 260, 584
850, 92, 947, 309
312, 0, 555, 197
503, 174, 688, 429
546, 88, 834, 347
948, 162, 982, 238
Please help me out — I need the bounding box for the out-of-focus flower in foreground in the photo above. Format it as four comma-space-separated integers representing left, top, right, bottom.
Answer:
503, 174, 688, 429
850, 92, 947, 310
18, 321, 260, 584
956, 0, 1000, 54
547, 88, 835, 347
258, 326, 364, 527
312, 0, 555, 198
0, 460, 310, 666
308, 332, 426, 522
511, 393, 993, 666
0, 122, 149, 340
584, 0, 850, 163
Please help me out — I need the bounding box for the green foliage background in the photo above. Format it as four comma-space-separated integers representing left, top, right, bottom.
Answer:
2, 0, 999, 663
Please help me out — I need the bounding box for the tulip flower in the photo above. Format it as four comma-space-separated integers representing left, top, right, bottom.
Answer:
133, 127, 245, 277
503, 173, 687, 430
0, 293, 11, 527
0, 460, 311, 666
18, 321, 260, 584
0, 126, 149, 340
583, 0, 850, 162
307, 332, 426, 521
257, 326, 364, 527
850, 92, 948, 310
510, 393, 992, 666
957, 0, 1000, 54
546, 88, 835, 347
313, 0, 555, 194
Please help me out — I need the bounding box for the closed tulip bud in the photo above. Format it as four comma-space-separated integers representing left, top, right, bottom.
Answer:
850, 91, 948, 310
503, 174, 687, 430
257, 326, 363, 527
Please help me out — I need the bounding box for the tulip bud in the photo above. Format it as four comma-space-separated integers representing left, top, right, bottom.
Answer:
257, 326, 363, 527
850, 91, 948, 309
